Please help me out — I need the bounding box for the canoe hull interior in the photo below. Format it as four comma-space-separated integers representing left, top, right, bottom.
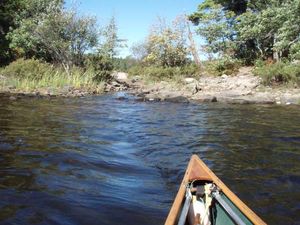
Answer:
164, 155, 267, 225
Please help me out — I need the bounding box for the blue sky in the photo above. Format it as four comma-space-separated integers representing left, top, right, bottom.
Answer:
65, 0, 201, 57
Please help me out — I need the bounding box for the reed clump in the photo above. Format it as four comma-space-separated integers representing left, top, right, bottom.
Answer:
0, 58, 106, 94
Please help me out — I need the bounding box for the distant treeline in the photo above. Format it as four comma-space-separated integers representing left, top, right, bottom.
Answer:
0, 0, 299, 86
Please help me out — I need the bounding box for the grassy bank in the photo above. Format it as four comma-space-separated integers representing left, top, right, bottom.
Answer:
1, 58, 299, 98
0, 59, 106, 95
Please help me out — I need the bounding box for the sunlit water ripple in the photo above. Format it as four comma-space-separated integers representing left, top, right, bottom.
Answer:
0, 93, 299, 225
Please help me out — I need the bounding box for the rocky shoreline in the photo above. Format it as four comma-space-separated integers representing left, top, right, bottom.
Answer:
126, 67, 300, 105
1, 68, 300, 105
0, 77, 130, 100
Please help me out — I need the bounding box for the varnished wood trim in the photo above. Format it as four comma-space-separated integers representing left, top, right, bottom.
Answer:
165, 155, 267, 225
191, 155, 267, 225
165, 156, 199, 225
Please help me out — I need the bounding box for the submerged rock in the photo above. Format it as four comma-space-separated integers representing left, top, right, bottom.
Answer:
144, 93, 161, 102
116, 96, 127, 101
165, 96, 189, 103
211, 96, 217, 102
191, 95, 217, 103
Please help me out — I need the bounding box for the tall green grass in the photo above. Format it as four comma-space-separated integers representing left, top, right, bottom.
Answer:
0, 58, 105, 94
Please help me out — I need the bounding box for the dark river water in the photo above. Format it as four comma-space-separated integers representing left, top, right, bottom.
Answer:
0, 93, 299, 225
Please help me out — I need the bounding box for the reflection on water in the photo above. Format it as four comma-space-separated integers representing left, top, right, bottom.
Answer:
0, 93, 299, 225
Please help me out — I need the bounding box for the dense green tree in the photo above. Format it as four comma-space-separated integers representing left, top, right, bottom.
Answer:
189, 0, 236, 57
190, 0, 300, 62
0, 0, 23, 65
237, 0, 300, 60
7, 0, 98, 74
215, 0, 247, 14
34, 5, 98, 72
6, 0, 64, 60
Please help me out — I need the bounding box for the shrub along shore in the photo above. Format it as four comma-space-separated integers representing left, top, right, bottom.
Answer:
1, 58, 299, 105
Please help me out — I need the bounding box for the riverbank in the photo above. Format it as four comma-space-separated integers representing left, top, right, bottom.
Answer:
0, 82, 128, 100
1, 67, 300, 105
125, 67, 300, 105
0, 71, 129, 99
0, 58, 128, 99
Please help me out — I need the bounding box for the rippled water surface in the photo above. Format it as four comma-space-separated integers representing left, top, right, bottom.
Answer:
0, 93, 299, 225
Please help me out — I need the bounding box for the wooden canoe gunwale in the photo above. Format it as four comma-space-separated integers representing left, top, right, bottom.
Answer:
165, 155, 267, 225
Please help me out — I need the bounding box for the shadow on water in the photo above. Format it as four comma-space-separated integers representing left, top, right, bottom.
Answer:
0, 93, 299, 225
